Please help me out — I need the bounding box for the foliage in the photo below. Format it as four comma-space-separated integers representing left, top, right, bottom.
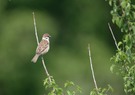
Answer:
43, 75, 113, 95
90, 85, 113, 95
0, 0, 117, 95
44, 76, 63, 95
40, 0, 135, 95
44, 76, 82, 95
108, 0, 135, 94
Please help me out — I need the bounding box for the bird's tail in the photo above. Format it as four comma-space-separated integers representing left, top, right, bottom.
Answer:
31, 54, 39, 63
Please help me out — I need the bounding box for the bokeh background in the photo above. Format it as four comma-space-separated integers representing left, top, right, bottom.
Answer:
0, 0, 125, 95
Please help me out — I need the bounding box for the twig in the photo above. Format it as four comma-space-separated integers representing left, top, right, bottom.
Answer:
32, 12, 39, 45
41, 57, 52, 81
88, 44, 99, 94
108, 23, 119, 50
32, 12, 52, 83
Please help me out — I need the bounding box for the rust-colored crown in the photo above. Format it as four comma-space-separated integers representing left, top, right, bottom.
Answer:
43, 33, 51, 38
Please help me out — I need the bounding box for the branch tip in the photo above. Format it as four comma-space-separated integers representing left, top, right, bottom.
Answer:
88, 44, 99, 94
108, 23, 119, 50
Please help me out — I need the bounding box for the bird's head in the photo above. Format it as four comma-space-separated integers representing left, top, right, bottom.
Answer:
42, 33, 51, 41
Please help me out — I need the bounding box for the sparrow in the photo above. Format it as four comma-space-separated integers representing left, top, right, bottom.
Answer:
31, 33, 51, 63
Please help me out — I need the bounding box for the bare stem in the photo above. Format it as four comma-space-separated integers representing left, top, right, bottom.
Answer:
32, 12, 39, 45
88, 44, 99, 94
108, 23, 119, 50
32, 12, 52, 83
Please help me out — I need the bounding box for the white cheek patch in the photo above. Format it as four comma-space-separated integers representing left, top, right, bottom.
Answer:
42, 37, 46, 40
42, 37, 49, 42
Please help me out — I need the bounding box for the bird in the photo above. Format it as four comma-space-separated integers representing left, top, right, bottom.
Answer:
31, 33, 51, 63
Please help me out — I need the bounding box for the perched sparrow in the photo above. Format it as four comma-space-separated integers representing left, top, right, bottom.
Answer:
31, 33, 51, 63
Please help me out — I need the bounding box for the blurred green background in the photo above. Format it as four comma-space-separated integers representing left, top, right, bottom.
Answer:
0, 0, 125, 95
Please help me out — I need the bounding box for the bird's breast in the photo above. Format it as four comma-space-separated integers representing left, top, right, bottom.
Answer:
41, 45, 49, 55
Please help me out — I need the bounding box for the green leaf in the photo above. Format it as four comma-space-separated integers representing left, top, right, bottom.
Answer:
76, 85, 82, 93
121, 1, 127, 9
115, 17, 123, 28
110, 64, 115, 73
67, 91, 72, 95
109, 0, 112, 6
132, 5, 135, 9
118, 42, 122, 47
64, 81, 75, 88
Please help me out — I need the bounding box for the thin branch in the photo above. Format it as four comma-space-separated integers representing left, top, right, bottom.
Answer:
32, 12, 39, 45
32, 12, 52, 83
41, 57, 51, 80
108, 23, 119, 50
88, 44, 99, 94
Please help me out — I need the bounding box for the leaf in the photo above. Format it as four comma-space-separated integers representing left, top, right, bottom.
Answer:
110, 64, 115, 73
67, 91, 72, 95
109, 0, 112, 6
118, 42, 122, 47
116, 17, 123, 28
121, 1, 127, 9
132, 5, 135, 9
76, 85, 82, 93
108, 84, 113, 92
64, 81, 75, 88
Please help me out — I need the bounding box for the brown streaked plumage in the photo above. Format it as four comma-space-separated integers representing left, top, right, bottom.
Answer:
31, 33, 51, 63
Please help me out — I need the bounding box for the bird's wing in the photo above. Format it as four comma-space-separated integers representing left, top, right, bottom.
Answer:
36, 40, 48, 54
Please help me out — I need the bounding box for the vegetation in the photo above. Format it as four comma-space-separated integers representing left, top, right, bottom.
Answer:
41, 0, 135, 94
0, 0, 135, 95
108, 0, 135, 94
